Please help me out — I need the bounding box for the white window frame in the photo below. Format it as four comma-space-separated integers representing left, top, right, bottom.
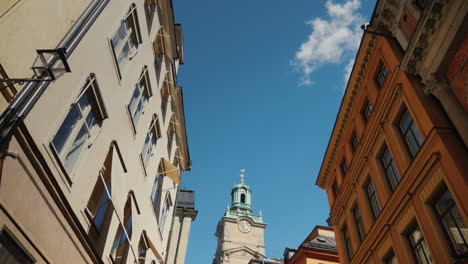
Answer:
128, 66, 152, 131
159, 193, 172, 234
51, 74, 107, 179
141, 115, 161, 168
110, 4, 142, 79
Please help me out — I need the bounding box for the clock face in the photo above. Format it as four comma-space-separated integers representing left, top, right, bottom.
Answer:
239, 189, 246, 193
238, 220, 251, 233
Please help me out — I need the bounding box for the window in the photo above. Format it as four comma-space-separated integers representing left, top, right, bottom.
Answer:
138, 234, 149, 264
144, 0, 157, 26
433, 188, 467, 256
353, 205, 365, 242
52, 75, 106, 175
128, 67, 152, 129
340, 158, 348, 176
332, 181, 339, 198
416, 0, 428, 9
384, 250, 398, 264
159, 193, 172, 233
362, 100, 373, 122
398, 108, 423, 158
240, 193, 246, 203
351, 132, 359, 152
111, 4, 142, 77
153, 28, 167, 81
141, 115, 161, 167
407, 224, 432, 264
343, 225, 353, 260
381, 146, 400, 191
151, 173, 163, 218
167, 115, 177, 157
86, 158, 112, 231
366, 180, 381, 219
375, 62, 389, 88
0, 230, 34, 264
110, 198, 132, 264
160, 80, 171, 121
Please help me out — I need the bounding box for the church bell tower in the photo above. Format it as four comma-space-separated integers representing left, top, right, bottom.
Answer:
213, 170, 267, 264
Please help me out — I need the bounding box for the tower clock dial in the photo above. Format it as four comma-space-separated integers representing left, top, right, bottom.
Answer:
238, 220, 251, 233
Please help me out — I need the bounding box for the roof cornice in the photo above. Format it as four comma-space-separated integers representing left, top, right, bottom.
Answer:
316, 33, 378, 188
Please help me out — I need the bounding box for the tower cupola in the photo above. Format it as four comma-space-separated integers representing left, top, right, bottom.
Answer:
224, 169, 263, 223
230, 169, 252, 213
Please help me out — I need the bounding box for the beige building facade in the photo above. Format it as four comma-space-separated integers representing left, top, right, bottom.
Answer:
0, 0, 192, 263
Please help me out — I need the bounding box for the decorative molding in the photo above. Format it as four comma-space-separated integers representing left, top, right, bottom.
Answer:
320, 36, 379, 187
422, 72, 450, 96
406, 0, 449, 74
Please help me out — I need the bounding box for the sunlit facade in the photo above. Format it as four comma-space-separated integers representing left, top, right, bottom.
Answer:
316, 0, 467, 263
0, 0, 192, 263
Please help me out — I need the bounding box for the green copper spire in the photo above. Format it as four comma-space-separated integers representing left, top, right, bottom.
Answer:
224, 169, 263, 223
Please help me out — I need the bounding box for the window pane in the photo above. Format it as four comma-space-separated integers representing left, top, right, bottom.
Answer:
133, 99, 144, 125
94, 184, 111, 230
399, 109, 423, 157
129, 85, 141, 115
381, 148, 400, 191
52, 105, 81, 155
377, 64, 388, 87
408, 226, 432, 264
85, 109, 98, 131
448, 208, 468, 254
0, 232, 33, 264
110, 226, 128, 264
152, 176, 161, 207
343, 226, 353, 260
414, 245, 430, 264
63, 123, 89, 173
400, 111, 412, 131
354, 206, 365, 241
382, 150, 392, 166
385, 252, 398, 264
435, 190, 468, 255
117, 42, 131, 70
366, 181, 381, 218
371, 198, 381, 217
332, 181, 339, 197
142, 134, 152, 166
112, 24, 127, 50
138, 236, 148, 264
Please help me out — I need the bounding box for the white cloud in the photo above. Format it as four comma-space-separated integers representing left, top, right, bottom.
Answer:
292, 0, 365, 86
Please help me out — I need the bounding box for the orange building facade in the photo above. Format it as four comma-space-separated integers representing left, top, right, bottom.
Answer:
316, 0, 467, 263
284, 226, 340, 264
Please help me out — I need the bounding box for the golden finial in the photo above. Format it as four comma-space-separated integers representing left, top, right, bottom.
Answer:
240, 169, 245, 184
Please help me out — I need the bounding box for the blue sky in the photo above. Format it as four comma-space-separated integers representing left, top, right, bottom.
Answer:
172, 0, 376, 262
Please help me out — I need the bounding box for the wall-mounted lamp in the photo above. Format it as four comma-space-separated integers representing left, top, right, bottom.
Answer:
0, 48, 71, 90
361, 23, 394, 39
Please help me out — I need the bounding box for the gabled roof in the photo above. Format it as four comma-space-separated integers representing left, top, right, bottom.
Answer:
303, 233, 336, 251
222, 246, 266, 259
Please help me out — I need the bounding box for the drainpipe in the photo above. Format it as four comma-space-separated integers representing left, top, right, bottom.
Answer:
0, 0, 109, 147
